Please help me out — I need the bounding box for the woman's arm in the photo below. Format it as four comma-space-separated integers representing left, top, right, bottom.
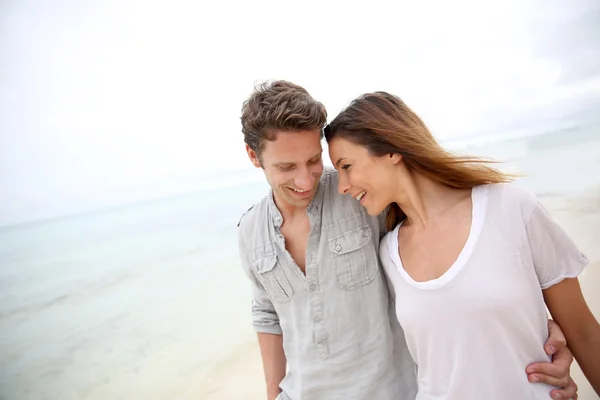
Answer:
544, 277, 600, 396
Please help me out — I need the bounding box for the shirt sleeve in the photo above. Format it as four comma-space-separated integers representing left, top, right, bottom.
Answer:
525, 200, 588, 289
238, 232, 283, 335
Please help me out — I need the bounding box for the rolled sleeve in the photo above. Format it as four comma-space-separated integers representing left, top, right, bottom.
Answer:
238, 233, 282, 335
251, 297, 283, 335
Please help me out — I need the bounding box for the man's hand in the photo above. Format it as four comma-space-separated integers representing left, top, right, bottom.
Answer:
526, 319, 578, 399
257, 333, 286, 400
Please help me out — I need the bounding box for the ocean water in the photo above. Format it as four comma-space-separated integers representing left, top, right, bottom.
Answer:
1, 124, 599, 400
451, 122, 600, 196
0, 182, 269, 399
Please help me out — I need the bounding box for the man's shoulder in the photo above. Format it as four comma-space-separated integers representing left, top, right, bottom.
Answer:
237, 194, 270, 232
237, 205, 255, 228
319, 167, 339, 187
319, 168, 384, 230
319, 167, 345, 201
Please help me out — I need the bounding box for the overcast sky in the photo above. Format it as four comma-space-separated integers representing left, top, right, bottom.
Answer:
1, 0, 599, 226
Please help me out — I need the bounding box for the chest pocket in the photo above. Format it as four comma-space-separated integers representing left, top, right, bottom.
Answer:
328, 225, 378, 290
254, 254, 294, 302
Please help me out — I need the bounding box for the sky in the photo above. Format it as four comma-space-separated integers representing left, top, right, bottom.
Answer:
1, 0, 600, 226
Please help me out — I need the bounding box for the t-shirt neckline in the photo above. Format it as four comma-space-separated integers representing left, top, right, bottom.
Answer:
389, 185, 489, 290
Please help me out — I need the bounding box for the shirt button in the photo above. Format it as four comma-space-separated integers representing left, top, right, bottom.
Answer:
313, 315, 322, 322
309, 284, 317, 291
335, 244, 342, 252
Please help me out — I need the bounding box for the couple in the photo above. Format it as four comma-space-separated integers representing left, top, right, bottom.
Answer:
237, 81, 600, 399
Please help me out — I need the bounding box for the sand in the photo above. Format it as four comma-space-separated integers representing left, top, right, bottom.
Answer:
189, 188, 600, 400
178, 340, 265, 400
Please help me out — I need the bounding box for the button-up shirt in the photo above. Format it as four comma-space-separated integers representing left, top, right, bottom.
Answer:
238, 168, 417, 399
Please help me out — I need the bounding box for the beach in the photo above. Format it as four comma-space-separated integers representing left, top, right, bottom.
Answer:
1, 124, 599, 400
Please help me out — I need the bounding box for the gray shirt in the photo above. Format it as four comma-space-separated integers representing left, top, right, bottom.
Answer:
238, 168, 417, 400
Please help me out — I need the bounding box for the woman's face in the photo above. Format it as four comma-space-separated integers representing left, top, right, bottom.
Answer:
328, 137, 401, 216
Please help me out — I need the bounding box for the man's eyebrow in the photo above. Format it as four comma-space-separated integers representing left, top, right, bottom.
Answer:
335, 157, 346, 168
273, 161, 295, 167
274, 152, 322, 166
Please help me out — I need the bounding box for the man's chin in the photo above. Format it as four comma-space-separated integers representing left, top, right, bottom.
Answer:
274, 191, 314, 209
290, 195, 315, 207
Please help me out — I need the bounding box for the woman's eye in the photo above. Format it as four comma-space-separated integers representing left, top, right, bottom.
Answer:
342, 164, 351, 171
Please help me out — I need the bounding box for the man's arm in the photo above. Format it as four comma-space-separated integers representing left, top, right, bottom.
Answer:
258, 333, 287, 400
239, 234, 286, 399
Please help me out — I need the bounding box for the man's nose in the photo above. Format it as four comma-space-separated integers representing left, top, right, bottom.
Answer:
295, 168, 313, 189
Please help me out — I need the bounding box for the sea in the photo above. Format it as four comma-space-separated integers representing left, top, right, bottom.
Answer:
1, 123, 600, 400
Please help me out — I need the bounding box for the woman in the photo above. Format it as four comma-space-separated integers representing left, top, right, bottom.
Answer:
324, 92, 600, 399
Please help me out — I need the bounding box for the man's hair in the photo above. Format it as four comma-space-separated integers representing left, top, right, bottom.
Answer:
240, 80, 327, 160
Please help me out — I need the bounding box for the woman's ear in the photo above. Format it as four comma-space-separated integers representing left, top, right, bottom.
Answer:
389, 153, 403, 165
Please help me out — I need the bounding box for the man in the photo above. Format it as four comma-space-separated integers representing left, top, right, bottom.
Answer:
237, 80, 578, 400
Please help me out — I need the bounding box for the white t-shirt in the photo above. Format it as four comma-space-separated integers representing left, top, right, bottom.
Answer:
380, 183, 588, 400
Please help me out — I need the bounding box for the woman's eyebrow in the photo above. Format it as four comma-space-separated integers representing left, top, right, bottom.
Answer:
335, 157, 347, 168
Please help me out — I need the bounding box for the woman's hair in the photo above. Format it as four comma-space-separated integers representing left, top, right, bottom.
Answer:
324, 91, 513, 231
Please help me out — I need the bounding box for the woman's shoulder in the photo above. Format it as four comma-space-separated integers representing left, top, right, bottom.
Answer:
483, 182, 541, 222
485, 182, 538, 202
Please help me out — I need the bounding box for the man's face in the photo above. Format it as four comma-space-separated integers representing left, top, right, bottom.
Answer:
247, 129, 324, 209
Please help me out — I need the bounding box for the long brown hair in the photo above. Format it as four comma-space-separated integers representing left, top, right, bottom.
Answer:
324, 91, 513, 231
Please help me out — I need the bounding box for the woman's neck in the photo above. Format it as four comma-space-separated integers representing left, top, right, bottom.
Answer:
393, 171, 471, 229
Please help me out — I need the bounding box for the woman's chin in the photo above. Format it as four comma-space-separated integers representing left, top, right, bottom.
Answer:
363, 204, 380, 216
362, 200, 388, 217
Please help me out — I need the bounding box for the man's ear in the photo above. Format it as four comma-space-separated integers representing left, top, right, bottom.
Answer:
390, 153, 403, 165
246, 144, 262, 168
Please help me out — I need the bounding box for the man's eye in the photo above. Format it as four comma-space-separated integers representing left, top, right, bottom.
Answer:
279, 166, 294, 171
